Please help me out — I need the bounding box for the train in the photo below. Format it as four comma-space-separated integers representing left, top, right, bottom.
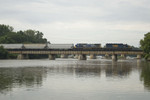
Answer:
74, 43, 131, 51
75, 43, 101, 48
0, 43, 132, 51
105, 43, 131, 50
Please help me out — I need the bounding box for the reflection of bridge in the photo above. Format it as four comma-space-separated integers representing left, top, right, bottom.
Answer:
0, 44, 143, 61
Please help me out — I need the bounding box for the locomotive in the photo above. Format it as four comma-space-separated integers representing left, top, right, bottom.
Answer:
74, 43, 131, 51
75, 43, 101, 48
105, 43, 131, 51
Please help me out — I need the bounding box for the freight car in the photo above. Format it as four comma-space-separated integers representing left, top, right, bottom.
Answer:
23, 44, 47, 49
47, 44, 74, 50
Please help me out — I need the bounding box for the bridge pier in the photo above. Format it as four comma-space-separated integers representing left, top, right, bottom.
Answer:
137, 54, 141, 59
120, 54, 126, 59
90, 54, 96, 59
105, 54, 110, 59
17, 54, 24, 60
78, 54, 87, 60
61, 54, 68, 58
49, 54, 55, 60
112, 54, 118, 61
17, 54, 29, 59
74, 54, 79, 59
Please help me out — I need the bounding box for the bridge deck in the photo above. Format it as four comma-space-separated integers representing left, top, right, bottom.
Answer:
8, 49, 143, 55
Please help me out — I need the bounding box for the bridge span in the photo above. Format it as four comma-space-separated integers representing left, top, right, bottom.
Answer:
8, 49, 143, 61
0, 44, 143, 61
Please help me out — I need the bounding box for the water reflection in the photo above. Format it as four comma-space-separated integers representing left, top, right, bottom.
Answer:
0, 59, 150, 95
105, 61, 132, 78
140, 61, 150, 91
0, 67, 47, 94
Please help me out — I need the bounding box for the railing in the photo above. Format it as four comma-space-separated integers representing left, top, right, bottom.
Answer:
7, 49, 143, 55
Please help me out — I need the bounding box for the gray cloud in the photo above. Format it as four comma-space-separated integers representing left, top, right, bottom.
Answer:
0, 0, 150, 46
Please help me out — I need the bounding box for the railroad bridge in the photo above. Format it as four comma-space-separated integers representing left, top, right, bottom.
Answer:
0, 44, 143, 61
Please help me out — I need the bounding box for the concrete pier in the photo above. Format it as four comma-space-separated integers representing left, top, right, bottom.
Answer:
120, 54, 126, 59
90, 54, 96, 59
137, 54, 141, 59
74, 54, 79, 59
112, 54, 118, 61
49, 54, 55, 60
61, 54, 68, 58
17, 54, 24, 59
105, 54, 110, 59
78, 54, 87, 60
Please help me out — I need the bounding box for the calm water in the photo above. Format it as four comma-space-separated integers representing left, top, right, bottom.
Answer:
0, 58, 150, 100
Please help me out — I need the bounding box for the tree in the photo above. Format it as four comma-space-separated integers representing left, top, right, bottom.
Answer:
0, 24, 49, 59
0, 24, 48, 44
0, 46, 9, 59
140, 32, 150, 60
0, 24, 13, 36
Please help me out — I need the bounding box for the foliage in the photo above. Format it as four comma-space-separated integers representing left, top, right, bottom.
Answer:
0, 24, 14, 36
0, 46, 17, 59
140, 32, 150, 60
0, 24, 48, 59
0, 46, 9, 59
0, 24, 47, 44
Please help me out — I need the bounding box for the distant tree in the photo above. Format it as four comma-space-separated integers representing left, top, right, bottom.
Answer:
0, 24, 13, 36
0, 46, 9, 59
0, 24, 49, 59
0, 24, 48, 44
140, 32, 150, 60
23, 29, 47, 43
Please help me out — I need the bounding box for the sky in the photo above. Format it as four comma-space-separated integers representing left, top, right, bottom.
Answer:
0, 0, 150, 47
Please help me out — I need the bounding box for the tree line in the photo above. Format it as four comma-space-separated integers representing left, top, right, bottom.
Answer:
0, 24, 47, 43
0, 24, 48, 59
140, 32, 150, 60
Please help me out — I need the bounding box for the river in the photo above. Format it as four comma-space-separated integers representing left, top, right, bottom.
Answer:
0, 59, 150, 100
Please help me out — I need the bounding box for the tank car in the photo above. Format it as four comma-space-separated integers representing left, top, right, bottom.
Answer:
48, 44, 74, 50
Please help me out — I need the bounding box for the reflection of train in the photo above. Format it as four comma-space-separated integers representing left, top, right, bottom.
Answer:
0, 43, 132, 51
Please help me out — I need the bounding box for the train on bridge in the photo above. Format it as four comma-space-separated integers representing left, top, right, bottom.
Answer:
0, 43, 140, 51
0, 43, 143, 60
74, 43, 131, 51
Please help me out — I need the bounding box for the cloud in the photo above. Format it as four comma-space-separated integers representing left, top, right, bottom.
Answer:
0, 0, 149, 46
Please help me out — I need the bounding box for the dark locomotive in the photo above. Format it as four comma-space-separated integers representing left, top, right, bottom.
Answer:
74, 43, 131, 51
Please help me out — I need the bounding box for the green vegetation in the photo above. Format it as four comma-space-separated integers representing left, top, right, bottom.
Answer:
0, 46, 9, 59
140, 32, 150, 60
0, 46, 17, 59
0, 24, 48, 59
0, 24, 47, 43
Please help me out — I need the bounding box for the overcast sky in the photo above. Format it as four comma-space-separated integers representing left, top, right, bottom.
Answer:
0, 0, 150, 47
